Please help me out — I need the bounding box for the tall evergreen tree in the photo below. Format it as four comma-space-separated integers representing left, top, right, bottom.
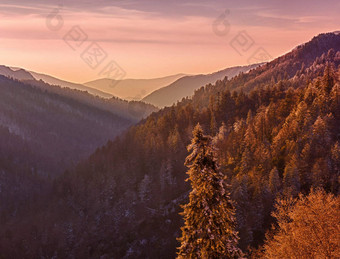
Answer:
177, 124, 241, 259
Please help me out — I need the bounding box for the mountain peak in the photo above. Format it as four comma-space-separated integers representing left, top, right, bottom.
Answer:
0, 65, 34, 81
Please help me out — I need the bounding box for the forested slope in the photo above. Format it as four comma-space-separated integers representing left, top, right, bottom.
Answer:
1, 33, 339, 258
0, 75, 156, 244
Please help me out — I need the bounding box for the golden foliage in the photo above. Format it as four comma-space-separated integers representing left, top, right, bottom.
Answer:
263, 189, 340, 258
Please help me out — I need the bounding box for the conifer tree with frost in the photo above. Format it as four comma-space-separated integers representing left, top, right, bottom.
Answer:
177, 124, 242, 259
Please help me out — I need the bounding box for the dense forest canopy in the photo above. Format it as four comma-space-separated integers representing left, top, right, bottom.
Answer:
0, 33, 339, 258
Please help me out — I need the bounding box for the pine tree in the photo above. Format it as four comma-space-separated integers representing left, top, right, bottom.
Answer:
322, 64, 334, 94
269, 167, 281, 194
177, 124, 242, 259
210, 113, 217, 135
213, 122, 228, 144
283, 162, 300, 198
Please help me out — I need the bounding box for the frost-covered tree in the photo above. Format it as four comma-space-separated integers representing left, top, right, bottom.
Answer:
177, 124, 242, 259
213, 122, 228, 144
160, 159, 175, 191
138, 174, 152, 202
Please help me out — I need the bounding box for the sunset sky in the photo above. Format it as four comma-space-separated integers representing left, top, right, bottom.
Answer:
0, 0, 339, 83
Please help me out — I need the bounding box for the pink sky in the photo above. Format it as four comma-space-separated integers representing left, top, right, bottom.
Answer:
0, 0, 339, 83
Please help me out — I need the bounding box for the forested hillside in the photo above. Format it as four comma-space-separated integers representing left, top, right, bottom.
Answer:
0, 75, 144, 176
25, 79, 158, 122
0, 75, 157, 243
142, 63, 260, 107
0, 33, 339, 258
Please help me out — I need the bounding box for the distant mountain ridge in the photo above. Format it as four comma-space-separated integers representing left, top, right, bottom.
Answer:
1, 65, 113, 98
142, 63, 262, 107
29, 70, 113, 98
0, 65, 158, 122
84, 74, 186, 101
0, 66, 35, 81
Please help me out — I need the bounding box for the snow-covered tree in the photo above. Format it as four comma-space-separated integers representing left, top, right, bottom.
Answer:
213, 122, 229, 144
177, 124, 242, 258
160, 159, 175, 191
138, 174, 152, 202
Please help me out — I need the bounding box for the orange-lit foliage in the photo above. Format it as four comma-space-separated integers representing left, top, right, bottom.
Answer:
263, 189, 340, 258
